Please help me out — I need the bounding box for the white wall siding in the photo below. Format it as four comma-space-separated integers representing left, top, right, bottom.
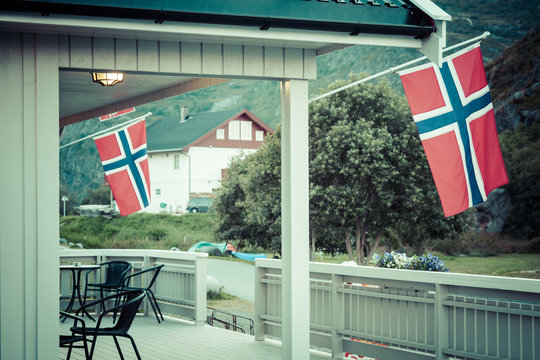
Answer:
145, 147, 255, 214
0, 32, 59, 360
187, 147, 255, 194
58, 36, 317, 80
144, 152, 189, 214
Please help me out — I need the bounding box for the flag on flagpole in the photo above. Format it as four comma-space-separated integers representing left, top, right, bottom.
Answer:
399, 43, 508, 217
94, 119, 151, 216
99, 107, 136, 122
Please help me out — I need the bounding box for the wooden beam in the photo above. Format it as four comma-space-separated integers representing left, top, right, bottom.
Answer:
59, 77, 229, 126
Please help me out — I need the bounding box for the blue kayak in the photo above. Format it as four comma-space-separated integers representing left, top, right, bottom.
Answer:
231, 251, 266, 262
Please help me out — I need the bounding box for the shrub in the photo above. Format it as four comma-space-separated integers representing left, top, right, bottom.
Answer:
376, 251, 449, 272
146, 226, 168, 241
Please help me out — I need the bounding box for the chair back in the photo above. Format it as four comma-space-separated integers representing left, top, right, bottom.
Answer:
146, 264, 164, 290
122, 264, 164, 290
112, 290, 146, 333
103, 261, 132, 286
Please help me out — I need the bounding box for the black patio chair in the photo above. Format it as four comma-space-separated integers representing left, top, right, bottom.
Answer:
70, 290, 146, 360
83, 261, 132, 312
60, 311, 90, 360
120, 264, 165, 323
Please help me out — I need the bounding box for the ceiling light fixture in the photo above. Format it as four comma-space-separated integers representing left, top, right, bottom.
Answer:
91, 72, 125, 86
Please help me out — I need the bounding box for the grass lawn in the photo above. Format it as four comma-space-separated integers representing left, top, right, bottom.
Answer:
314, 253, 540, 279
441, 253, 540, 279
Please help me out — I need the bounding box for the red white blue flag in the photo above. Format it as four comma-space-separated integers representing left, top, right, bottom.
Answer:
94, 119, 151, 216
399, 44, 508, 217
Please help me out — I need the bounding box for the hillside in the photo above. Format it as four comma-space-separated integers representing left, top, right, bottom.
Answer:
60, 0, 539, 204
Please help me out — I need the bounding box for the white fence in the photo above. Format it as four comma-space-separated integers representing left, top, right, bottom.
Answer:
59, 249, 207, 324
254, 258, 540, 360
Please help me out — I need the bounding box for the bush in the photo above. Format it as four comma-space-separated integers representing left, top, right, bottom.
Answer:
146, 226, 168, 241
376, 251, 449, 272
427, 231, 527, 256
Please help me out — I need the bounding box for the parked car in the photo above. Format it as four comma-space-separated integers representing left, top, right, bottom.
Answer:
186, 197, 213, 213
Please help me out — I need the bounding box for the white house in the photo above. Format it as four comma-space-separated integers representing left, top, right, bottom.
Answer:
145, 109, 274, 213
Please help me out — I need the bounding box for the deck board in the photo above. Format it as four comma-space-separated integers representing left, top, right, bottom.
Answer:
59, 315, 333, 359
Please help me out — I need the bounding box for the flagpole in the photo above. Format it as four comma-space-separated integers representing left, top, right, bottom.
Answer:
59, 112, 152, 149
309, 32, 491, 103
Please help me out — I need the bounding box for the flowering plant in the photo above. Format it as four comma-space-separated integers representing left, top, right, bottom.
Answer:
375, 251, 449, 272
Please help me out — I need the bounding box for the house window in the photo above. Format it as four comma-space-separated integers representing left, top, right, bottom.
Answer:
255, 130, 264, 141
174, 154, 180, 169
216, 129, 225, 140
229, 120, 252, 141
241, 121, 252, 141
155, 188, 161, 196
229, 121, 240, 140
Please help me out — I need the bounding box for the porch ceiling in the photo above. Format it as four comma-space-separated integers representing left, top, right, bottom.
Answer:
60, 71, 192, 119
59, 71, 226, 127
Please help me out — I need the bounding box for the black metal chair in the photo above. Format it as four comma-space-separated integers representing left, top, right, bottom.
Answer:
83, 261, 132, 313
121, 264, 165, 323
60, 311, 90, 360
69, 290, 146, 360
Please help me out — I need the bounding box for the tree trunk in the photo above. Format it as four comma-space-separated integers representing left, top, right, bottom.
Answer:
344, 229, 354, 261
366, 229, 384, 265
355, 219, 367, 265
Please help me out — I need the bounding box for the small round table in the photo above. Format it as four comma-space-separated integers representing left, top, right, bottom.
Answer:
60, 264, 100, 322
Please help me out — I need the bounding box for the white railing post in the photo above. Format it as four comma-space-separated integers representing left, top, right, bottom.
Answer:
254, 263, 267, 341
194, 254, 207, 325
331, 273, 344, 359
435, 283, 450, 360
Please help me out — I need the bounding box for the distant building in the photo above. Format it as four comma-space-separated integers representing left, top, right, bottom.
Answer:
145, 109, 273, 214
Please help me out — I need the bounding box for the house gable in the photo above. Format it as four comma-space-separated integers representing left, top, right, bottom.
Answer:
188, 109, 274, 150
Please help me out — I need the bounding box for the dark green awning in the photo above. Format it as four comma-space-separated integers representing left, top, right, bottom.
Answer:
2, 0, 435, 38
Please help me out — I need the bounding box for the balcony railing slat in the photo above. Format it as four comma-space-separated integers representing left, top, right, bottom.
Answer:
60, 249, 207, 325
255, 258, 540, 360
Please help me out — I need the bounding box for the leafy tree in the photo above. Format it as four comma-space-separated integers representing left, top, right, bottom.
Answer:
215, 77, 473, 263
240, 127, 282, 253
214, 128, 282, 253
310, 77, 472, 264
214, 156, 250, 248
82, 185, 111, 205
499, 124, 540, 238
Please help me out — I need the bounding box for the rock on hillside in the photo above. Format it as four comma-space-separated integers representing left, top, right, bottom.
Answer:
486, 26, 540, 132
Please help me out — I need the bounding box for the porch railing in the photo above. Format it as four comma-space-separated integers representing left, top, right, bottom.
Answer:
59, 249, 207, 325
254, 258, 540, 360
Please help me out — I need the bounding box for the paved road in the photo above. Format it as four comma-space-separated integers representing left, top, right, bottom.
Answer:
207, 259, 255, 303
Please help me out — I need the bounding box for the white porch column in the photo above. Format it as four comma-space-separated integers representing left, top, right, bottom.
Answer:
0, 32, 59, 360
280, 79, 310, 360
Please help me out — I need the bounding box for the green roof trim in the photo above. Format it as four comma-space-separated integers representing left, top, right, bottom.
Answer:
2, 0, 437, 38
146, 109, 242, 152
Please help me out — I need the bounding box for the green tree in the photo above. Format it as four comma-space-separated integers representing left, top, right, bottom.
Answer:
214, 128, 283, 253
214, 77, 473, 263
82, 185, 111, 205
499, 124, 540, 239
310, 77, 472, 264
214, 157, 250, 248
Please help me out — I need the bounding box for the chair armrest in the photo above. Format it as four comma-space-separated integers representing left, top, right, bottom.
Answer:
84, 266, 101, 284
100, 290, 146, 317
74, 290, 129, 315
60, 311, 87, 332
122, 269, 146, 287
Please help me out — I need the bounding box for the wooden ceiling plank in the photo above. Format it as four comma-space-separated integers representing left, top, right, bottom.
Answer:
59, 77, 229, 126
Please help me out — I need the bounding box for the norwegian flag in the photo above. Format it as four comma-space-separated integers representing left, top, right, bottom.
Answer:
94, 119, 151, 216
399, 44, 508, 217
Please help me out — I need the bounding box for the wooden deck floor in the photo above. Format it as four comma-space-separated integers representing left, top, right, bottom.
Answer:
59, 315, 333, 360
